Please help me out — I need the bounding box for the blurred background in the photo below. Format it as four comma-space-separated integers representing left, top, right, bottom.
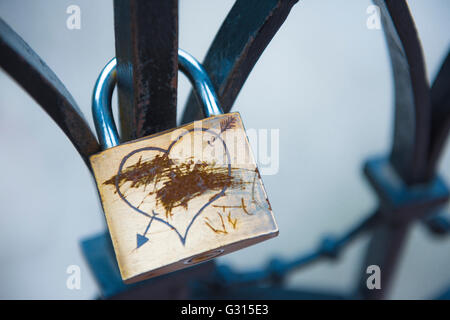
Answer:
0, 0, 449, 299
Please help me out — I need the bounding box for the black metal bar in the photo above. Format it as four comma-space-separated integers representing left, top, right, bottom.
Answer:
376, 0, 432, 185
426, 51, 450, 179
181, 0, 299, 123
356, 157, 449, 299
353, 0, 435, 299
356, 220, 410, 299
0, 18, 100, 167
113, 0, 178, 140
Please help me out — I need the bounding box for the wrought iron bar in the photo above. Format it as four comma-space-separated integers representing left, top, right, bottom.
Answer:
426, 51, 450, 179
0, 18, 100, 168
113, 0, 178, 140
377, 0, 431, 185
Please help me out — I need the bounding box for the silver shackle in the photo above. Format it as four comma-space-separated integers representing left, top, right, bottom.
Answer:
92, 49, 224, 150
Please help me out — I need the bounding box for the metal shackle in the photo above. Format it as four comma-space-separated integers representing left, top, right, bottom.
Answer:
92, 49, 224, 150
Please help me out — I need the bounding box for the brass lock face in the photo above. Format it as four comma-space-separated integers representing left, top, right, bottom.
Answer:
90, 112, 278, 283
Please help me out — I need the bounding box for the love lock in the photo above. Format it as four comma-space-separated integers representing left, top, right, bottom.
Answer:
90, 49, 278, 283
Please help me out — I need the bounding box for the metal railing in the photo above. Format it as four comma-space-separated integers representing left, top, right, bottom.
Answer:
0, 0, 449, 299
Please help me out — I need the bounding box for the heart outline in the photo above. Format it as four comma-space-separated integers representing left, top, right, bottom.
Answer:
114, 127, 232, 246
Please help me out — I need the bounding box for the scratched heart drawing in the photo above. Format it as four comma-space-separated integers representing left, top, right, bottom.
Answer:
101, 115, 269, 250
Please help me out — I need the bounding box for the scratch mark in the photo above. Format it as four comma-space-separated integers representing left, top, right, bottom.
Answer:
204, 212, 228, 234
227, 212, 237, 229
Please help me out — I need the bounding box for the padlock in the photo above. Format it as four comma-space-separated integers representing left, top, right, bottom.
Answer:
90, 49, 278, 284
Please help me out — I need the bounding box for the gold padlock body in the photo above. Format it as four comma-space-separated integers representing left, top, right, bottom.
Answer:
90, 112, 278, 283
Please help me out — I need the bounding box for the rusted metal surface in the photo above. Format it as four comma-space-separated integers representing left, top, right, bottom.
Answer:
376, 0, 432, 185
113, 0, 178, 140
181, 0, 299, 124
0, 18, 100, 168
